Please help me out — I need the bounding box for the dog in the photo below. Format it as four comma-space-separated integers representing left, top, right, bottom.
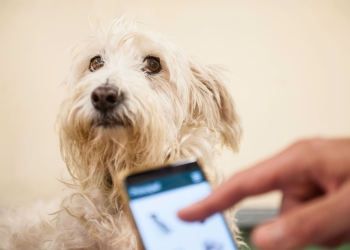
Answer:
0, 18, 242, 249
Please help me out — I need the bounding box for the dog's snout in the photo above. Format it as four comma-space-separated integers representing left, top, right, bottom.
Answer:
91, 86, 120, 111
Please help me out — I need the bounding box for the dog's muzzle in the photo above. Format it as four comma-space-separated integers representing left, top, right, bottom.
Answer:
91, 85, 129, 128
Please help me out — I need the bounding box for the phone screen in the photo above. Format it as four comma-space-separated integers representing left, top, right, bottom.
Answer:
124, 160, 238, 250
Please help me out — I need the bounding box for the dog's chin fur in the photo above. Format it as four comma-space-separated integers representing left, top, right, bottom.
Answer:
0, 18, 242, 249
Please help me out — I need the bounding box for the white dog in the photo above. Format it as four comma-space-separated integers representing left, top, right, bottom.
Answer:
0, 18, 242, 249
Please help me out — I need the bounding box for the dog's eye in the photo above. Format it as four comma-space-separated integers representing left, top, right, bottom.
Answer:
144, 56, 161, 74
89, 56, 104, 72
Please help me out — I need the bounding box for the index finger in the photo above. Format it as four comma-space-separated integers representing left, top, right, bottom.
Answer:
178, 140, 316, 221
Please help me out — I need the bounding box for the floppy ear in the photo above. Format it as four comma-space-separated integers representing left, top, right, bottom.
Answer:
190, 58, 242, 151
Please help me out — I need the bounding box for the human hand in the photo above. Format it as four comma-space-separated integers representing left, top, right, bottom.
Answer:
178, 138, 350, 250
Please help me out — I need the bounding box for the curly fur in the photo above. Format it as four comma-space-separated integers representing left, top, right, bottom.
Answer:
0, 18, 242, 249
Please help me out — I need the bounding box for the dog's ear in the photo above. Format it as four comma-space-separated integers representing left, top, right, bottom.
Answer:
190, 58, 242, 151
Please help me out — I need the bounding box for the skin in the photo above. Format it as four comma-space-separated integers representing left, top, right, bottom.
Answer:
178, 138, 350, 250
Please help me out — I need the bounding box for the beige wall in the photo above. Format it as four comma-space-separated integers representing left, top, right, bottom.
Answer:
1, 0, 350, 209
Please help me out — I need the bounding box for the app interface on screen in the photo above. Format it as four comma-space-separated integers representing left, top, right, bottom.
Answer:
127, 167, 238, 250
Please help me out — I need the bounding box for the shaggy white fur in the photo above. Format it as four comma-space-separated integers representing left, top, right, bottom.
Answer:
0, 18, 242, 250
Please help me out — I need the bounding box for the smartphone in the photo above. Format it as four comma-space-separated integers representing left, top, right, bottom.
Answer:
120, 158, 238, 250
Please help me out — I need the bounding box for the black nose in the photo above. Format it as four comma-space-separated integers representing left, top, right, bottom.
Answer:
91, 86, 119, 111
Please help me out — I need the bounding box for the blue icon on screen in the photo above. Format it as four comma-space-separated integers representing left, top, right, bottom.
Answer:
190, 171, 203, 183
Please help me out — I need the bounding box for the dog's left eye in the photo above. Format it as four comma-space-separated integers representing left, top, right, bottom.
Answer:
144, 56, 161, 74
89, 56, 105, 72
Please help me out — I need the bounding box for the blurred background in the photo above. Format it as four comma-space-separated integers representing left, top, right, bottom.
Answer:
1, 1, 350, 248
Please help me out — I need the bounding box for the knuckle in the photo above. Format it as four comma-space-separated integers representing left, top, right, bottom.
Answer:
292, 138, 327, 152
290, 138, 328, 165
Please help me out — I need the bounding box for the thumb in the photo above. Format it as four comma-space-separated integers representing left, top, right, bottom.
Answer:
251, 183, 350, 250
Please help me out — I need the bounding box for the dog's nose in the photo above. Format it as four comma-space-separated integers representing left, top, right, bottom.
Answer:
91, 86, 119, 111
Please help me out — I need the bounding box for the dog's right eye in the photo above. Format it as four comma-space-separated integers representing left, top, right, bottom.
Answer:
89, 56, 104, 72
143, 56, 161, 74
